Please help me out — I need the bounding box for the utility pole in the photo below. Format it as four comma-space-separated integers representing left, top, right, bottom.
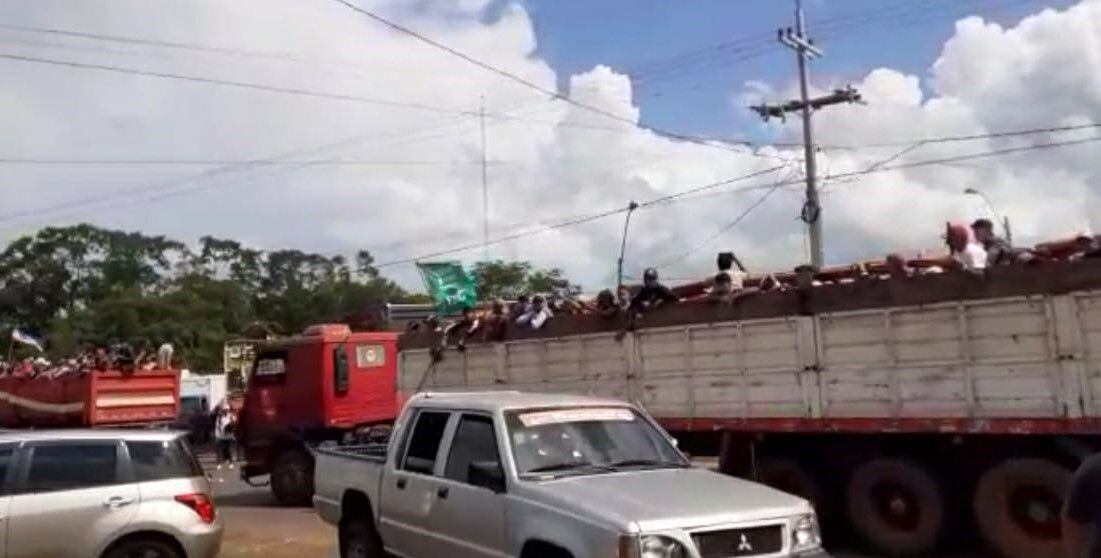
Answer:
480, 96, 489, 262
751, 0, 862, 268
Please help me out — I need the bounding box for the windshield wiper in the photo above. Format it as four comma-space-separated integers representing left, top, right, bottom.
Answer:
525, 462, 615, 475
607, 459, 688, 470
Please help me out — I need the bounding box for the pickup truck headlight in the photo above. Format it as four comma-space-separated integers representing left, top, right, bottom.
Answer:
792, 514, 822, 550
640, 535, 687, 558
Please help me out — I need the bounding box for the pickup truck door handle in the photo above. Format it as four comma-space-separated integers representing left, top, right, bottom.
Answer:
103, 496, 134, 509
396, 478, 407, 490
436, 486, 449, 499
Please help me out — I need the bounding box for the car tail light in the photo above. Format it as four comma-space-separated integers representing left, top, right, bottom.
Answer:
175, 493, 216, 523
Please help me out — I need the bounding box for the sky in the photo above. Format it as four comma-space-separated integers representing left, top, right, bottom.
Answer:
1, 0, 1100, 291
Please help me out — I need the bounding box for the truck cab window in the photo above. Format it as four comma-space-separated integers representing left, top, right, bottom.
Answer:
252, 351, 288, 386
444, 415, 500, 484
333, 345, 349, 395
401, 411, 450, 475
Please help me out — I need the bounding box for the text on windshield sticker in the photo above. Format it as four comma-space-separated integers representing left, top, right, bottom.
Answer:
518, 408, 634, 427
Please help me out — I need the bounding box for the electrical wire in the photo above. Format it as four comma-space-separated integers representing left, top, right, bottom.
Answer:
328, 0, 780, 162
654, 167, 797, 270
368, 134, 1101, 267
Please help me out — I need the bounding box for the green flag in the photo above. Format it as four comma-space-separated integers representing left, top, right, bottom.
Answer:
417, 262, 477, 316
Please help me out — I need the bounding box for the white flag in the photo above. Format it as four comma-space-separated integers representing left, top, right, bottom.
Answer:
11, 329, 44, 352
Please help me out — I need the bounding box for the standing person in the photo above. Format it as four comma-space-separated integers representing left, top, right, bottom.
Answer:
1063, 453, 1101, 557
971, 218, 1014, 266
214, 406, 235, 471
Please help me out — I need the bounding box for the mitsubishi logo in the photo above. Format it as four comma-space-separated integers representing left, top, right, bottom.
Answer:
737, 533, 753, 552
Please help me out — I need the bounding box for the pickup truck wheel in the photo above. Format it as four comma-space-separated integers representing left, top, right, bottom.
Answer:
340, 517, 383, 558
846, 458, 945, 556
973, 457, 1071, 558
271, 450, 314, 506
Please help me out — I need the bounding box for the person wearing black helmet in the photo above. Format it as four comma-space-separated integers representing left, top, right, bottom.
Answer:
630, 268, 679, 314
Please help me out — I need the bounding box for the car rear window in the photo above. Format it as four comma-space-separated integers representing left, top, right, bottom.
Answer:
127, 439, 204, 481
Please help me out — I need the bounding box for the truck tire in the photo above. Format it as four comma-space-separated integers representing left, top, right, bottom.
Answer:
846, 457, 945, 556
973, 457, 1071, 558
271, 449, 314, 506
755, 457, 823, 512
340, 516, 384, 558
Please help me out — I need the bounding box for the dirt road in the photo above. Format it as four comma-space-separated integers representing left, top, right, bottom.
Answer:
210, 464, 336, 558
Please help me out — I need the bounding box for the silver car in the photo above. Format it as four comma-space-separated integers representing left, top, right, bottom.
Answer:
0, 429, 223, 558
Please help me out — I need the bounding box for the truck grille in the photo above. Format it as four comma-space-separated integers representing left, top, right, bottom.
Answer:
692, 524, 783, 558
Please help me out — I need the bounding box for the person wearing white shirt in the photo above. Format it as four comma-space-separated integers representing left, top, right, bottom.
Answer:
946, 222, 987, 272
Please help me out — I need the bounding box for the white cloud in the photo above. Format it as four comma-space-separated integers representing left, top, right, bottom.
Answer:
1, 0, 1100, 292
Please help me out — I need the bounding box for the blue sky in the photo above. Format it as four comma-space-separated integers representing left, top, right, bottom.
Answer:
517, 0, 1077, 142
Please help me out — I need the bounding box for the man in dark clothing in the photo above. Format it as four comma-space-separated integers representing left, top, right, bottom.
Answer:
630, 268, 678, 313
482, 299, 509, 342
972, 218, 1015, 266
1064, 453, 1101, 557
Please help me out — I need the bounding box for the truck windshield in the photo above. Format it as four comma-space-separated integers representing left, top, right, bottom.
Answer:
505, 407, 687, 478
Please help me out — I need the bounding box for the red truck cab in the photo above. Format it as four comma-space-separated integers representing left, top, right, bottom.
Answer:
238, 324, 399, 505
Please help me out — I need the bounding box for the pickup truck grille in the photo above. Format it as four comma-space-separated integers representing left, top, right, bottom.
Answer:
691, 524, 783, 558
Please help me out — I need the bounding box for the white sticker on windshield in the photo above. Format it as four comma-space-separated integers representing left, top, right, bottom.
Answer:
518, 408, 635, 427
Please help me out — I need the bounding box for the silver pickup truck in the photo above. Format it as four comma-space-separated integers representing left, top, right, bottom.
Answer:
314, 391, 828, 558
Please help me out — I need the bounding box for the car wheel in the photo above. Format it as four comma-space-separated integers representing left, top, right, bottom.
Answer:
340, 516, 384, 558
846, 457, 945, 556
271, 449, 314, 506
973, 457, 1071, 558
103, 538, 182, 558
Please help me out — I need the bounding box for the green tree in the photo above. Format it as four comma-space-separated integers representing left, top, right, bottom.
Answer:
0, 224, 429, 370
471, 260, 580, 300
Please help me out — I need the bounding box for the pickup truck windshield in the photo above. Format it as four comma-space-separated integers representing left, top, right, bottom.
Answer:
505, 407, 687, 478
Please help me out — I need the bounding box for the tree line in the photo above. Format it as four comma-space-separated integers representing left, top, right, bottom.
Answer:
0, 224, 575, 372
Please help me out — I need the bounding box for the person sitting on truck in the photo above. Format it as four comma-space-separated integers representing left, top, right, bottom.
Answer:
946, 222, 988, 272
594, 289, 619, 317
1071, 234, 1101, 261
482, 299, 510, 342
708, 271, 737, 304
616, 285, 632, 312
444, 306, 481, 351
885, 253, 916, 279
631, 268, 679, 314
972, 218, 1015, 266
509, 295, 531, 322
517, 295, 554, 329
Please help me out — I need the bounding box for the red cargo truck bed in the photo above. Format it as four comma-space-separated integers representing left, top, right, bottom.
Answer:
0, 369, 179, 427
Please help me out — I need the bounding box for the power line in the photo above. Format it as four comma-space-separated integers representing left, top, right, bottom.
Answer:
329, 0, 778, 161
808, 122, 1101, 151
0, 52, 481, 115
655, 167, 797, 269
370, 134, 1101, 267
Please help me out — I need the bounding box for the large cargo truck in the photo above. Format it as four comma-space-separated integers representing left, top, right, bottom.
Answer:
396, 261, 1101, 558
0, 368, 180, 427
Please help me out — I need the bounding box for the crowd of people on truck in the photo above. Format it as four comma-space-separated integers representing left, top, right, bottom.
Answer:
0, 341, 174, 379
408, 219, 1101, 353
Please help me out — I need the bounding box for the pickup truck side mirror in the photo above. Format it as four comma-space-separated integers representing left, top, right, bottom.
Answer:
468, 461, 506, 493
